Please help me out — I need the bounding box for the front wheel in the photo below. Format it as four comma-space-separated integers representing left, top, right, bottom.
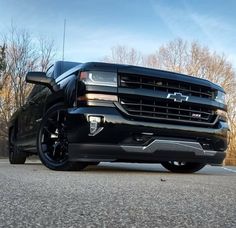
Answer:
161, 161, 206, 173
37, 104, 88, 171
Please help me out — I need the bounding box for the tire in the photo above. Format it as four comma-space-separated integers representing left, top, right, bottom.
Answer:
37, 103, 88, 171
9, 127, 27, 164
161, 161, 206, 173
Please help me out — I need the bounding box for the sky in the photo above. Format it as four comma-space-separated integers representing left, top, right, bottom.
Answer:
0, 0, 236, 67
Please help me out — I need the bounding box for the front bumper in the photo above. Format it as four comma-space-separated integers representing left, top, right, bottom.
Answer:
66, 106, 229, 165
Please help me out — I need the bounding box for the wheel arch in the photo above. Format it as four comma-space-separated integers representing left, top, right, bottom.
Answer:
44, 75, 77, 114
44, 92, 65, 114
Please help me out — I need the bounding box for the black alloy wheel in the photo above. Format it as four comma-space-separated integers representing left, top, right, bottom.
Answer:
37, 104, 88, 171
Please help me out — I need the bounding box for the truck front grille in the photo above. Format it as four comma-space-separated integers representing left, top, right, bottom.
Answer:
119, 96, 216, 124
120, 73, 215, 99
118, 73, 217, 125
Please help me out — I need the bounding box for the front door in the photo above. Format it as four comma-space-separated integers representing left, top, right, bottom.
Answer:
18, 85, 50, 149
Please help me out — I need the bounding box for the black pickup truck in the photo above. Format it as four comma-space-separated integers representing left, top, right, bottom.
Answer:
8, 61, 229, 172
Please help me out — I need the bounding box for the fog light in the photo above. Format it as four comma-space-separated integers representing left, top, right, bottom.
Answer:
88, 116, 103, 136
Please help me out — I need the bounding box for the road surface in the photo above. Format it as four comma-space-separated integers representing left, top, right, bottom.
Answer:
0, 159, 236, 228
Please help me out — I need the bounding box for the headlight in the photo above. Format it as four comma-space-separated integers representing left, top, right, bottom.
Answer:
215, 91, 226, 104
80, 71, 117, 87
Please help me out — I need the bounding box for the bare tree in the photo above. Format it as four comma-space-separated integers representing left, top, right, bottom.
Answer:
38, 37, 55, 72
4, 27, 38, 108
104, 45, 143, 65
0, 44, 7, 89
0, 26, 55, 143
143, 53, 160, 68
157, 38, 189, 73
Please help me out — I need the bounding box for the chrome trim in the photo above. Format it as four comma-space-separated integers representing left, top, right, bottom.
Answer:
167, 92, 189, 103
121, 139, 217, 156
142, 132, 154, 136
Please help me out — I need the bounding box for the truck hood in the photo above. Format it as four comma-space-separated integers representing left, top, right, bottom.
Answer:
79, 62, 224, 92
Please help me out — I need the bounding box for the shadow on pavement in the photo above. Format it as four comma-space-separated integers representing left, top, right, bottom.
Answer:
9, 160, 234, 175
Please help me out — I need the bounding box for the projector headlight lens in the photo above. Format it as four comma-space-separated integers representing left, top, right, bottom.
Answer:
80, 71, 117, 87
215, 91, 226, 104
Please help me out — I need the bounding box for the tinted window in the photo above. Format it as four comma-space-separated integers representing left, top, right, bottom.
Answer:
46, 65, 54, 78
27, 85, 44, 101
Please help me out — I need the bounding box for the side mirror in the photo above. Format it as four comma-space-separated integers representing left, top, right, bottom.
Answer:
26, 72, 59, 91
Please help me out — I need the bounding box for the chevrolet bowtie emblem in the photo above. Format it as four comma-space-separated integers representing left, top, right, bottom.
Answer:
167, 92, 189, 103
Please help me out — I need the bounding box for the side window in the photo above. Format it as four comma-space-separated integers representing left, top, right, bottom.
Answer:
46, 65, 54, 78
27, 85, 43, 101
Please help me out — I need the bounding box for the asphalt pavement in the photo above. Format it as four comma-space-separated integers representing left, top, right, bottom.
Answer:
0, 159, 236, 228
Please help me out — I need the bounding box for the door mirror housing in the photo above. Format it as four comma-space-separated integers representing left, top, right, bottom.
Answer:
26, 72, 59, 91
